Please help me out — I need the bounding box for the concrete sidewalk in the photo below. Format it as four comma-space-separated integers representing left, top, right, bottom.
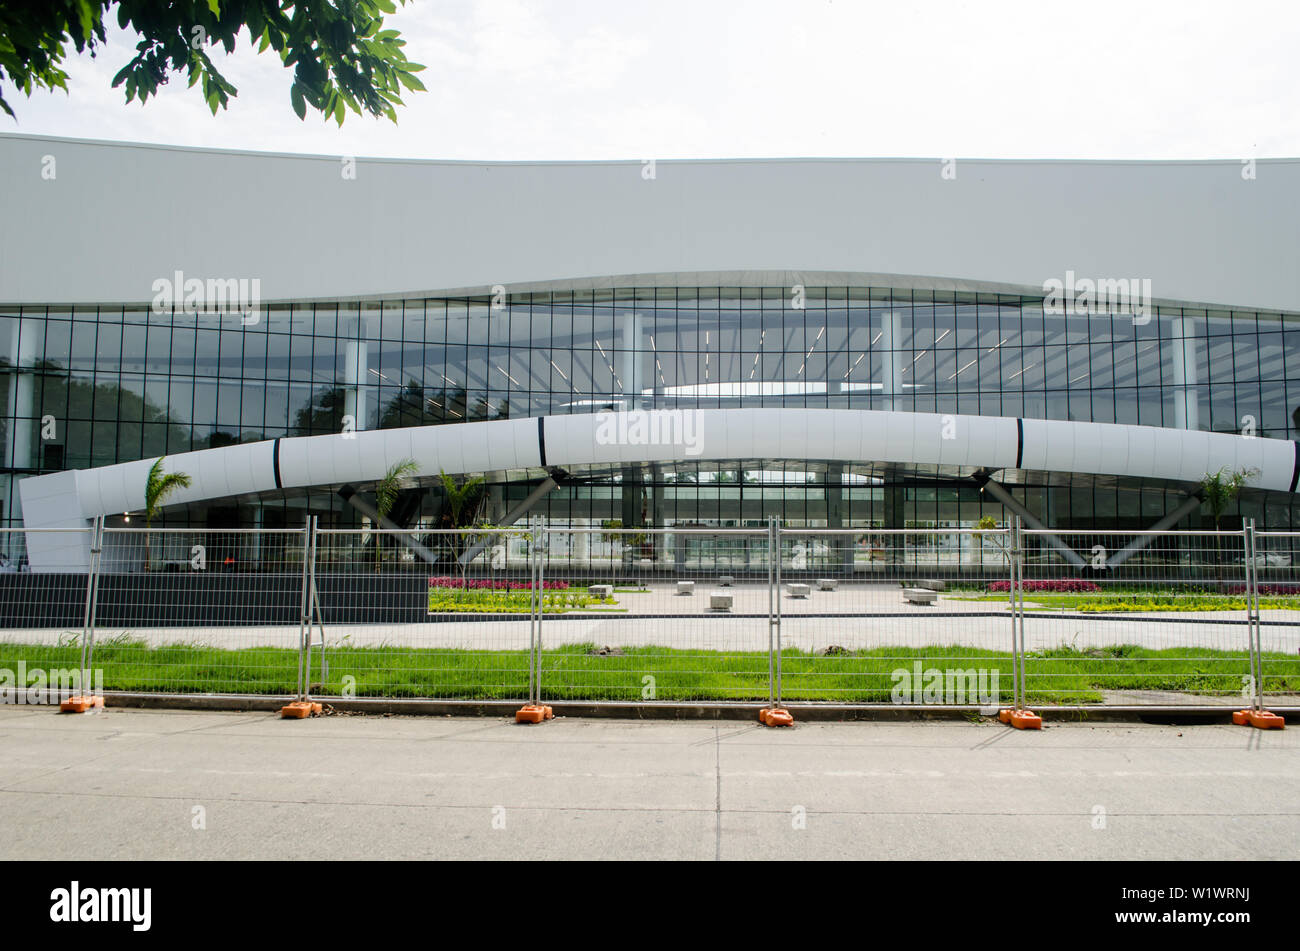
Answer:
0, 706, 1296, 860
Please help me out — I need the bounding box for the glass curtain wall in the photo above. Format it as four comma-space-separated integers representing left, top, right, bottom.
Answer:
2, 287, 1297, 529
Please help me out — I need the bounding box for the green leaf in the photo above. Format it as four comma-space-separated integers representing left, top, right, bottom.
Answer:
73, 0, 97, 42
397, 70, 425, 92
0, 0, 423, 122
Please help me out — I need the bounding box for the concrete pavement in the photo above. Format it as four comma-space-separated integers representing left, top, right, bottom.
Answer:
0, 706, 1296, 860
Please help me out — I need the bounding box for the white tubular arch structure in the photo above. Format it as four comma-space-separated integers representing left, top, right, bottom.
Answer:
19, 408, 1295, 570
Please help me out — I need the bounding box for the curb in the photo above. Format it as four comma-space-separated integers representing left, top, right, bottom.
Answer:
93, 692, 1300, 723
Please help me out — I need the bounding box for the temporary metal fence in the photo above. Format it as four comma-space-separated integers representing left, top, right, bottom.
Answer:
1009, 524, 1285, 708
0, 517, 1296, 715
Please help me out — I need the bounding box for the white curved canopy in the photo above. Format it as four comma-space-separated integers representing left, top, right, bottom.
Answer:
18, 408, 1292, 570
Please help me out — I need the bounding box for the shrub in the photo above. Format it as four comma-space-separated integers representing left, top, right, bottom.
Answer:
986, 579, 1101, 593
427, 577, 568, 591
428, 585, 592, 614
1224, 584, 1300, 597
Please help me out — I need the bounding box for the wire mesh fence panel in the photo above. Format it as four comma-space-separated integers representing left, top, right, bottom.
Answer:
309, 527, 534, 701
536, 528, 773, 703
1252, 530, 1300, 708
1017, 531, 1259, 707
5, 519, 1284, 713
773, 528, 1014, 707
92, 527, 306, 696
0, 528, 99, 705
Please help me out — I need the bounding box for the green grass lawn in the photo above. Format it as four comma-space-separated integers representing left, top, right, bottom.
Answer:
950, 591, 1300, 612
2, 638, 1296, 705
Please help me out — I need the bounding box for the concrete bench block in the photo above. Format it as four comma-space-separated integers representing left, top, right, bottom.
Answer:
788, 583, 810, 598
918, 579, 948, 591
676, 580, 695, 595
718, 575, 735, 586
817, 578, 838, 591
903, 587, 938, 604
709, 591, 733, 611
588, 584, 613, 599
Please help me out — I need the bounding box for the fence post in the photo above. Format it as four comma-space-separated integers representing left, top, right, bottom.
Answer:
766, 516, 776, 707
1232, 520, 1285, 728
66, 516, 105, 712
526, 521, 536, 705
1011, 517, 1021, 711
769, 519, 780, 706
514, 516, 553, 723
79, 516, 104, 675
1243, 519, 1262, 712
304, 515, 320, 702
279, 517, 322, 718
295, 517, 313, 702
998, 516, 1040, 728
760, 517, 792, 726
532, 514, 544, 706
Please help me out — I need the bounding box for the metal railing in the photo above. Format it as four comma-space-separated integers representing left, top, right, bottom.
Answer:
0, 518, 1296, 714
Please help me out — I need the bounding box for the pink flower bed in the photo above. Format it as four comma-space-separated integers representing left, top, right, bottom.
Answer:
986, 579, 1101, 593
427, 577, 569, 590
1224, 584, 1300, 596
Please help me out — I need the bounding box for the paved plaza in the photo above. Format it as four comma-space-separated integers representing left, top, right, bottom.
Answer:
2, 582, 1293, 654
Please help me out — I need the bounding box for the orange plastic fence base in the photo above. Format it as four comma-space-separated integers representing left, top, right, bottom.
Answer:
759, 707, 794, 727
279, 701, 323, 719
998, 708, 1042, 729
59, 695, 104, 714
1233, 709, 1285, 729
515, 704, 554, 724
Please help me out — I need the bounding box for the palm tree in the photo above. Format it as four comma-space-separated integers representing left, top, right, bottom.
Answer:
373, 458, 419, 571
1199, 466, 1258, 530
438, 470, 486, 570
143, 458, 192, 569
1199, 466, 1259, 582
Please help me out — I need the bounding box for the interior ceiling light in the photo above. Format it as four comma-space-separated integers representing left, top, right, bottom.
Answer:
947, 358, 977, 381
1007, 362, 1036, 381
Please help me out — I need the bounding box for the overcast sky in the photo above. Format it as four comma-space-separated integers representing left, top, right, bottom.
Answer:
3, 0, 1298, 161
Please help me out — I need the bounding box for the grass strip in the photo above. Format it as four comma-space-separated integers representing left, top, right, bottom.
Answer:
1, 639, 1295, 705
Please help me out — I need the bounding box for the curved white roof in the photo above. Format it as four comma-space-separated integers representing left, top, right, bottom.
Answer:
18, 407, 1291, 569
0, 134, 1297, 313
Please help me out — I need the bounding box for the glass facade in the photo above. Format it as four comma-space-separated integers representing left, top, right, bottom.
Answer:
3, 285, 1298, 531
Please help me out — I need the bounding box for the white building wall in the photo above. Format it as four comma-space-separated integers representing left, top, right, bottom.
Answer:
0, 134, 1297, 314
